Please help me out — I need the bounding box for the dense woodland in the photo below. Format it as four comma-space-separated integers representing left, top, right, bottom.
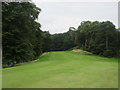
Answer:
2, 2, 120, 65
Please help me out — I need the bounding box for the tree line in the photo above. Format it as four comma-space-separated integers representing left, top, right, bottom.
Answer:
2, 2, 120, 66
50, 21, 120, 58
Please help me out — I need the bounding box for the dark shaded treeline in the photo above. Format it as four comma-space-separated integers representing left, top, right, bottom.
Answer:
51, 21, 120, 58
2, 2, 120, 65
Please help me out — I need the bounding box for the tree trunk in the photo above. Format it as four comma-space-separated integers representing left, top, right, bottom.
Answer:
88, 33, 94, 49
106, 36, 108, 50
85, 39, 87, 48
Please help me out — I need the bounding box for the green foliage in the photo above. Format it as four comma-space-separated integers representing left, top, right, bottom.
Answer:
76, 21, 119, 57
103, 50, 114, 57
2, 2, 119, 66
42, 31, 51, 52
2, 2, 42, 64
50, 28, 76, 51
50, 21, 119, 57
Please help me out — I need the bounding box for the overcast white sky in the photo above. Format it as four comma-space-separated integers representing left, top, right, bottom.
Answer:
32, 1, 118, 34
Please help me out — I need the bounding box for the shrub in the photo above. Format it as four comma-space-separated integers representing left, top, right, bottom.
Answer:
103, 50, 114, 57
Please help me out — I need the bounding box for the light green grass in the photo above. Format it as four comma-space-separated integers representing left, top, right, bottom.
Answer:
3, 51, 118, 88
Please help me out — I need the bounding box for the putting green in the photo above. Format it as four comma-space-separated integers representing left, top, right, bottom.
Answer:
3, 51, 118, 88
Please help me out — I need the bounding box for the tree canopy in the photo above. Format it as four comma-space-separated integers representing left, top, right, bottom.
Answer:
2, 2, 42, 64
2, 2, 120, 66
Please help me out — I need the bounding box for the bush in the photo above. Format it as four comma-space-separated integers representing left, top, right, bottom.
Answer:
103, 50, 114, 57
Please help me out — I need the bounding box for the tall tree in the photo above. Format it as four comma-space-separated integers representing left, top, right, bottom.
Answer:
2, 2, 41, 64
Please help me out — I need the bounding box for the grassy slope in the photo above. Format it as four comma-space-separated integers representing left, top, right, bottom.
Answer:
3, 51, 118, 88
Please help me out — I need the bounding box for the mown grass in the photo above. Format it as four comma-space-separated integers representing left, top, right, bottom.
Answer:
3, 51, 118, 88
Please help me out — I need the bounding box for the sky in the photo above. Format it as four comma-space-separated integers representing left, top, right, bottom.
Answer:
32, 1, 118, 34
